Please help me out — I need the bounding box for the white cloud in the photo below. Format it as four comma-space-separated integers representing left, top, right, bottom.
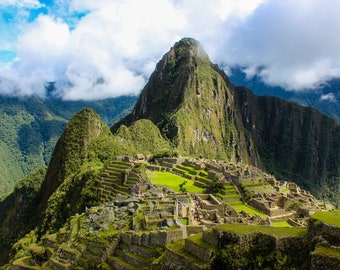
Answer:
320, 93, 337, 102
4, 0, 340, 100
0, 15, 69, 96
0, 0, 44, 8
221, 0, 340, 90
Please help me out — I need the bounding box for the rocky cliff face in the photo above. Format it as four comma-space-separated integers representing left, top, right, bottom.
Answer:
235, 87, 340, 196
113, 37, 340, 200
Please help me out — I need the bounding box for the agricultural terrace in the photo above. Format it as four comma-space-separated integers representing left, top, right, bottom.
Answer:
311, 210, 340, 227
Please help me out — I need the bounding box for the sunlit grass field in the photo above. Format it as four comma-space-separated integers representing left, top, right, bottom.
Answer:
232, 203, 266, 217
148, 170, 204, 193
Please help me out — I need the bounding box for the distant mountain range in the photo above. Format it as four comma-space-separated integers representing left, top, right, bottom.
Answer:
229, 66, 340, 122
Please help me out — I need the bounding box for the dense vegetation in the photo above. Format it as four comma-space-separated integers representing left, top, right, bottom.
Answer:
211, 227, 311, 270
0, 95, 137, 195
113, 38, 258, 164
235, 87, 340, 201
0, 167, 46, 262
0, 107, 176, 263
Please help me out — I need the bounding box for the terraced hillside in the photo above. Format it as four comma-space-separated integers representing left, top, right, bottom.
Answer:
98, 160, 144, 202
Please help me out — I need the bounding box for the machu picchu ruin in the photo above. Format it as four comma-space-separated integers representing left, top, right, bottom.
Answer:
6, 155, 340, 270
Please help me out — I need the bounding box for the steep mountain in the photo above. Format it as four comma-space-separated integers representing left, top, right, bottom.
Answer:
0, 167, 46, 262
113, 37, 340, 201
235, 87, 340, 196
37, 108, 134, 234
0, 37, 339, 269
229, 66, 340, 122
112, 38, 259, 164
0, 95, 137, 195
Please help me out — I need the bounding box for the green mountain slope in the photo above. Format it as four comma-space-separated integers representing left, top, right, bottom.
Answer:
229, 66, 340, 122
0, 37, 339, 267
0, 95, 137, 195
114, 119, 171, 154
0, 106, 174, 263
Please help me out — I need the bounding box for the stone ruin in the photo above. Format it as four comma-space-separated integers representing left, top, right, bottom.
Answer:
84, 178, 272, 245
96, 155, 324, 236
160, 157, 324, 222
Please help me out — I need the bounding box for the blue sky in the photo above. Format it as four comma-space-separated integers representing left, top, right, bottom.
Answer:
0, 0, 340, 100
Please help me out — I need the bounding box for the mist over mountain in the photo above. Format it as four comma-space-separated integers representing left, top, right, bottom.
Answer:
229, 66, 340, 122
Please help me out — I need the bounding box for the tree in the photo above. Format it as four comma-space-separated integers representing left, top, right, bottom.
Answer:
179, 180, 187, 193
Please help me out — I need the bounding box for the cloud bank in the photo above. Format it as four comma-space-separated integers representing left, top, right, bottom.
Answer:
0, 0, 340, 100
222, 0, 340, 90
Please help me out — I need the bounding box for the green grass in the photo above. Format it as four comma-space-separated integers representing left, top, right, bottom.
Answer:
232, 203, 266, 217
224, 185, 237, 191
311, 210, 340, 226
215, 224, 306, 237
246, 186, 274, 192
148, 171, 204, 193
227, 199, 244, 205
271, 221, 291, 227
181, 218, 189, 225
187, 233, 216, 250
313, 246, 340, 258
219, 194, 240, 199
12, 256, 40, 269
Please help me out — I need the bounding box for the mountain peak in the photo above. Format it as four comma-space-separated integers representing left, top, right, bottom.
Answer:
40, 108, 103, 199
112, 38, 256, 163
172, 37, 210, 61
111, 37, 216, 128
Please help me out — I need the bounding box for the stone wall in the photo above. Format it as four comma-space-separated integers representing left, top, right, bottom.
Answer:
121, 229, 185, 248
311, 252, 340, 270
186, 225, 205, 236
308, 218, 340, 246
184, 238, 213, 263
156, 247, 208, 270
